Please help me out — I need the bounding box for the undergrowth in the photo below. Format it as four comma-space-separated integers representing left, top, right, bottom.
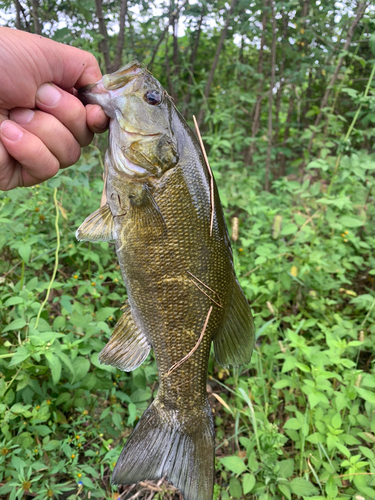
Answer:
0, 145, 375, 500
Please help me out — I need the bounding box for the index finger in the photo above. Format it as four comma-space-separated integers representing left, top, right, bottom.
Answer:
41, 40, 103, 90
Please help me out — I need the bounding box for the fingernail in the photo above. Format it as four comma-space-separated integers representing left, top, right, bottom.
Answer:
11, 108, 35, 124
36, 83, 62, 106
0, 121, 23, 141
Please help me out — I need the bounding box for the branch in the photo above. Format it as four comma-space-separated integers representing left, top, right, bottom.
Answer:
307, 0, 369, 154
95, 0, 112, 73
148, 0, 189, 71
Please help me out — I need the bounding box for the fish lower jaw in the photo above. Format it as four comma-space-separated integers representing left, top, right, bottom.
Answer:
117, 154, 150, 178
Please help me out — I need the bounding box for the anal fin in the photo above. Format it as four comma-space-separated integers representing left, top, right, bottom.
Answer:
99, 303, 151, 371
76, 204, 115, 242
214, 278, 254, 368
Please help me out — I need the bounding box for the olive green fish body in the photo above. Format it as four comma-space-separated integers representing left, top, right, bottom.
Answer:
77, 62, 254, 500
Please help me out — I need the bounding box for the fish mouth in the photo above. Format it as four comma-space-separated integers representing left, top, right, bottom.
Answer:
78, 80, 109, 107
122, 129, 160, 139
78, 62, 145, 108
115, 146, 150, 178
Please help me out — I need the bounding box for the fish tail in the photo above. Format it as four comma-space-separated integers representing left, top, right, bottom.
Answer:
112, 398, 215, 500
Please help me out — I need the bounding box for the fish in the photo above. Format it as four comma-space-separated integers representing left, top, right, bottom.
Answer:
76, 61, 254, 500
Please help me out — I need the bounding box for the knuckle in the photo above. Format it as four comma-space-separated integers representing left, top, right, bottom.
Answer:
31, 144, 59, 180
65, 142, 81, 167
80, 131, 93, 148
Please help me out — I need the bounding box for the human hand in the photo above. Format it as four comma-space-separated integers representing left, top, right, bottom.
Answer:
0, 27, 109, 191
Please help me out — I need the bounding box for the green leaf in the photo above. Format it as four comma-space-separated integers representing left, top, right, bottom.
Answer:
229, 477, 242, 499
290, 478, 319, 497
96, 307, 118, 322
45, 352, 62, 384
9, 346, 30, 366
278, 459, 294, 479
281, 223, 298, 236
325, 475, 338, 499
18, 244, 31, 263
356, 387, 375, 404
331, 413, 342, 429
273, 379, 291, 389
33, 425, 52, 436
81, 477, 94, 488
219, 456, 247, 475
56, 352, 75, 377
243, 473, 256, 494
60, 295, 73, 314
3, 389, 14, 405
55, 392, 71, 406
354, 474, 375, 498
10, 403, 30, 414
3, 318, 26, 332
43, 440, 59, 451
112, 412, 122, 430
339, 216, 364, 228
278, 483, 292, 500
4, 297, 24, 307
359, 446, 374, 460
72, 357, 90, 381
284, 418, 301, 430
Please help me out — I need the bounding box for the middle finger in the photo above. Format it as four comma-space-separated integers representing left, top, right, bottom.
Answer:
10, 108, 82, 168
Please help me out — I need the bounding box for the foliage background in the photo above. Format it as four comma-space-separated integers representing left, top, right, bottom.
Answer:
1, 1, 375, 499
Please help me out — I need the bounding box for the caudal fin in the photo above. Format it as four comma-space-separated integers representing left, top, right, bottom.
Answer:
112, 400, 215, 500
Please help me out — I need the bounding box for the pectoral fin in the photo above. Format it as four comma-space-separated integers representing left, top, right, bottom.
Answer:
130, 185, 167, 236
99, 303, 151, 371
213, 278, 254, 368
76, 204, 115, 242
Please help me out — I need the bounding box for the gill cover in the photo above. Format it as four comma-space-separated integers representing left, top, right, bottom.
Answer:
79, 61, 179, 178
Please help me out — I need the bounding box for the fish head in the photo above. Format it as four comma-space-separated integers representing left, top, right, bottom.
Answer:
79, 61, 179, 179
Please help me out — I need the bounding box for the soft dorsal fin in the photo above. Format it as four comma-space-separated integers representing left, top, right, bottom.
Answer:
213, 278, 254, 368
76, 204, 115, 242
99, 303, 151, 371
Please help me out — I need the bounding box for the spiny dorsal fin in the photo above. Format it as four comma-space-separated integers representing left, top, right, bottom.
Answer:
99, 303, 151, 371
76, 204, 115, 242
213, 278, 254, 368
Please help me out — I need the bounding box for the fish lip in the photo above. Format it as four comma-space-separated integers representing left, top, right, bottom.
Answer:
122, 129, 161, 138
78, 80, 108, 106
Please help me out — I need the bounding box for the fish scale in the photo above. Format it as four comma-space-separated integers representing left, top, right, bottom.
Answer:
76, 61, 254, 500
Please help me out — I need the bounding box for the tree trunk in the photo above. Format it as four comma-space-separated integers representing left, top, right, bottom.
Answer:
307, 0, 368, 154
278, 91, 294, 177
30, 0, 41, 34
113, 0, 128, 71
265, 1, 276, 192
183, 11, 205, 117
171, 9, 179, 103
239, 34, 245, 64
244, 0, 268, 165
165, 31, 174, 99
95, 0, 112, 73
274, 13, 287, 136
14, 0, 21, 30
148, 0, 188, 71
196, 0, 237, 127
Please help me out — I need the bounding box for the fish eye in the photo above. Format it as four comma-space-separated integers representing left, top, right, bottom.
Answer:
144, 90, 162, 105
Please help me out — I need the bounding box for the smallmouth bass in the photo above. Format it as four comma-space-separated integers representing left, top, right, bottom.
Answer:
77, 62, 254, 500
